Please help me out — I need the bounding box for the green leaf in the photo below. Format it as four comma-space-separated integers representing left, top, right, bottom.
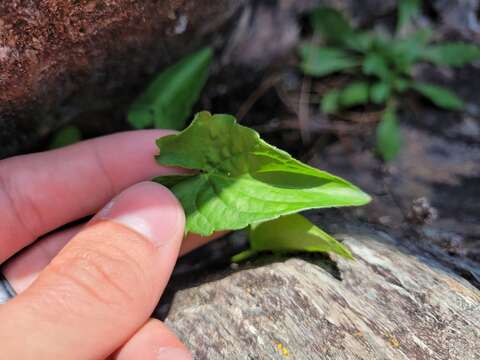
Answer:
155, 112, 371, 236
362, 53, 391, 80
231, 249, 258, 263
412, 82, 464, 110
370, 82, 391, 104
397, 0, 422, 33
248, 214, 354, 259
128, 47, 213, 130
344, 32, 375, 53
321, 89, 341, 113
376, 107, 402, 161
394, 77, 410, 92
421, 42, 480, 67
299, 45, 357, 77
339, 82, 370, 107
153, 174, 194, 188
309, 7, 354, 44
49, 126, 82, 149
370, 31, 392, 52
309, 7, 372, 52
387, 28, 432, 73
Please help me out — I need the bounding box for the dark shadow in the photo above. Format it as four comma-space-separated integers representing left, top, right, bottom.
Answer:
153, 220, 342, 320
252, 169, 331, 189
153, 213, 479, 321
431, 176, 480, 227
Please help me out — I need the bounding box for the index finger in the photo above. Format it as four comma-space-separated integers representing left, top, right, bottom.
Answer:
0, 130, 183, 263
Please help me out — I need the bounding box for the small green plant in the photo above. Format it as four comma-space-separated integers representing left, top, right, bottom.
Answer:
128, 47, 213, 130
49, 125, 82, 149
232, 213, 354, 262
128, 49, 370, 260
300, 1, 480, 161
154, 112, 370, 259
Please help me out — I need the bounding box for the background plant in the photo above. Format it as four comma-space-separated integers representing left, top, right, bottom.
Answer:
49, 48, 213, 147
299, 0, 480, 161
128, 47, 213, 130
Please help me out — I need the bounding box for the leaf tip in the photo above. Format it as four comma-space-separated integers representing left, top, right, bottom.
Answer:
338, 246, 355, 260
359, 190, 373, 205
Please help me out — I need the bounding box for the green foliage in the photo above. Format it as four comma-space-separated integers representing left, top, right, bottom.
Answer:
49, 126, 82, 149
421, 42, 480, 66
128, 47, 212, 130
154, 112, 370, 236
339, 82, 370, 107
300, 3, 478, 161
376, 106, 402, 161
362, 53, 390, 80
344, 32, 375, 53
370, 82, 391, 104
299, 45, 357, 76
232, 213, 353, 262
231, 249, 257, 263
412, 82, 464, 110
397, 0, 422, 33
321, 89, 341, 113
310, 7, 354, 44
389, 29, 432, 71
393, 77, 410, 92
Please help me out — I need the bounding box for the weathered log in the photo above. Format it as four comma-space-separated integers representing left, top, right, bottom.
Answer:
311, 122, 480, 283
165, 227, 480, 359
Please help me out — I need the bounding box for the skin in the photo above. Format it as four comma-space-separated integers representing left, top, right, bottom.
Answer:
0, 130, 222, 359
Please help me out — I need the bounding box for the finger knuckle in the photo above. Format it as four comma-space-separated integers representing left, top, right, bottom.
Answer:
48, 245, 150, 309
0, 165, 44, 240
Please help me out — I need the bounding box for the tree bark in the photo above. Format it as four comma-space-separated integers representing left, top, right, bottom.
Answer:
0, 0, 246, 158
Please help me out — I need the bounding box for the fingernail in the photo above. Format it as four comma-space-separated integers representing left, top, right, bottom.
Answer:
95, 182, 185, 247
156, 347, 193, 360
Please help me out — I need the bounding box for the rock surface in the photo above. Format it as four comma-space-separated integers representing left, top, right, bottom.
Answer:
165, 227, 480, 359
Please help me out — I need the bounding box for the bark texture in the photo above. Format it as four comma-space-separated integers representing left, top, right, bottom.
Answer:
0, 0, 246, 158
0, 0, 327, 158
165, 228, 480, 359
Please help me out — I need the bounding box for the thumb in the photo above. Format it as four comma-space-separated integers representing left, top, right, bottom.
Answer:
0, 182, 186, 359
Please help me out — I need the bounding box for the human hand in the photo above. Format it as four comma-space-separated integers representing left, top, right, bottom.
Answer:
0, 131, 218, 359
